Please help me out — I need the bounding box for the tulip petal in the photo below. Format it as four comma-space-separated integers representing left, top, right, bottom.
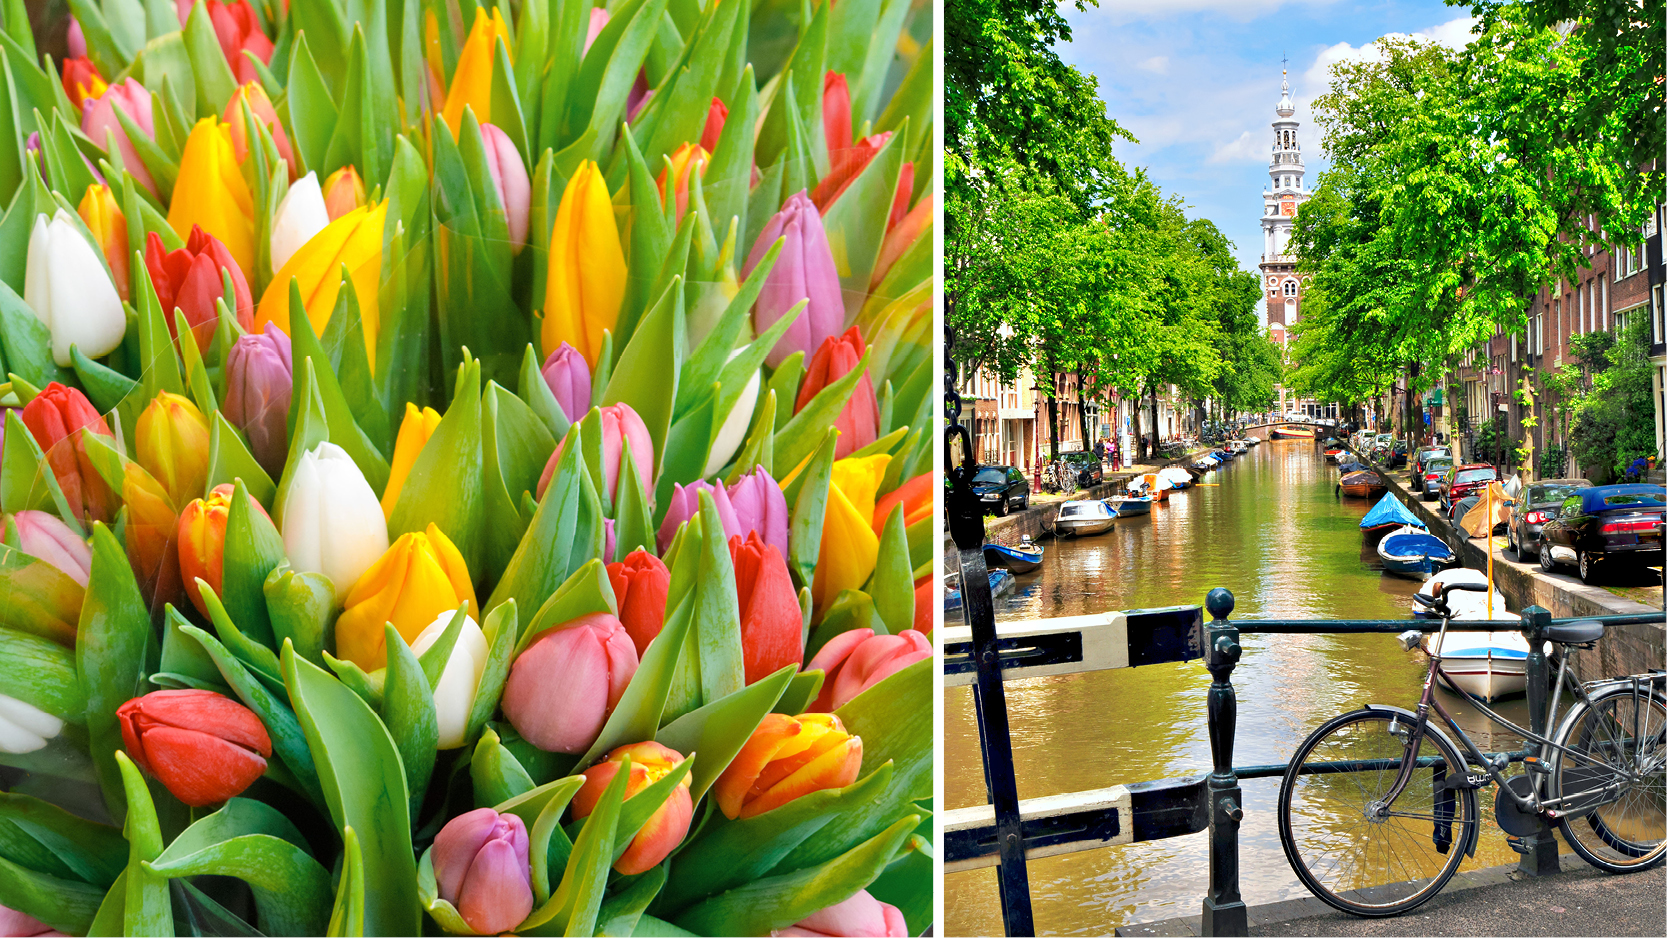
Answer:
742, 734, 861, 819
457, 838, 534, 935
139, 724, 268, 806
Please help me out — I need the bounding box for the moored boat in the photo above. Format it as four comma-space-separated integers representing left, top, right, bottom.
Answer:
1271, 425, 1317, 439
1339, 469, 1388, 499
943, 568, 1017, 611
1157, 466, 1193, 490
1377, 525, 1457, 578
1414, 569, 1525, 701
1359, 493, 1424, 543
1053, 499, 1117, 536
983, 537, 1044, 574
1105, 494, 1153, 516
1324, 448, 1344, 463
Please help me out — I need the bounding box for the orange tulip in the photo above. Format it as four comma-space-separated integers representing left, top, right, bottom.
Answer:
61, 57, 107, 110
322, 166, 365, 221
381, 403, 442, 519
222, 82, 294, 173
872, 473, 931, 535
572, 742, 693, 874
77, 184, 128, 302
441, 7, 511, 135
655, 143, 708, 224
179, 483, 272, 617
712, 712, 862, 820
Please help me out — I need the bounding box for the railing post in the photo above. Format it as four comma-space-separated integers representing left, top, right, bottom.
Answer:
1515, 604, 1561, 876
1201, 588, 1246, 937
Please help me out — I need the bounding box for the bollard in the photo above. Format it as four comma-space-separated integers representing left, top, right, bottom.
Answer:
1201, 588, 1247, 937
1515, 605, 1561, 876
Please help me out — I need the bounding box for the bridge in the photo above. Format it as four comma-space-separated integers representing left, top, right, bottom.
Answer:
1220, 420, 1337, 441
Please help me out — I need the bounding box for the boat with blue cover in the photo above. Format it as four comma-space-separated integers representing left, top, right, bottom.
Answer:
942, 568, 1016, 611
1105, 494, 1153, 516
983, 537, 1044, 574
1377, 524, 1457, 578
1359, 494, 1424, 543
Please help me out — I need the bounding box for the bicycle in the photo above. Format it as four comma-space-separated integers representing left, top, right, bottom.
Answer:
1276, 581, 1666, 917
1041, 460, 1076, 495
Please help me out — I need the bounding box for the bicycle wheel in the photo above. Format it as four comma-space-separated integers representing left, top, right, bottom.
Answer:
1278, 709, 1478, 917
1552, 684, 1667, 872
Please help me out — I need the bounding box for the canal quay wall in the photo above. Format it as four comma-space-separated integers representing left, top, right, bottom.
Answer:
1365, 453, 1664, 680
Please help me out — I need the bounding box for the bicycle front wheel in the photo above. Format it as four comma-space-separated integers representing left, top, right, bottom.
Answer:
1278, 709, 1478, 917
1552, 683, 1667, 873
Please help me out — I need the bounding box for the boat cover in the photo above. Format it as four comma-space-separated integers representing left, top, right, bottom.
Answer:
1360, 493, 1424, 530
1381, 529, 1454, 562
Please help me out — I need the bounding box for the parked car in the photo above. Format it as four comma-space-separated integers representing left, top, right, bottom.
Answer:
1061, 451, 1103, 487
1439, 464, 1498, 513
972, 465, 1029, 516
1538, 484, 1666, 584
1507, 479, 1592, 559
1388, 439, 1408, 469
1410, 447, 1451, 486
1418, 457, 1455, 501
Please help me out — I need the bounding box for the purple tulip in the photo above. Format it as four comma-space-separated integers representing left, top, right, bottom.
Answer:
479, 122, 530, 253
9, 510, 91, 587
627, 72, 653, 123
728, 466, 789, 558
603, 517, 616, 564
540, 342, 591, 423
432, 808, 534, 935
502, 614, 638, 753
224, 323, 293, 477
742, 191, 844, 369
81, 79, 156, 196
67, 19, 86, 58
656, 479, 742, 554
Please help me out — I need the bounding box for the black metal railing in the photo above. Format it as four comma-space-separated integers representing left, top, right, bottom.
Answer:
944, 592, 1666, 936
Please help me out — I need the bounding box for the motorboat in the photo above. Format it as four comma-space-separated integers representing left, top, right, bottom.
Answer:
1105, 494, 1153, 517
1129, 473, 1173, 501
943, 568, 1016, 611
1324, 448, 1344, 463
1359, 493, 1424, 543
1377, 525, 1457, 578
1271, 426, 1317, 439
1157, 466, 1193, 490
1413, 568, 1526, 701
1052, 499, 1117, 536
1339, 469, 1388, 499
983, 537, 1043, 574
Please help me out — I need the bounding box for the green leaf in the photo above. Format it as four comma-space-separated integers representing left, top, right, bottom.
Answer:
655, 664, 793, 802
160, 604, 225, 691
784, 428, 837, 587
518, 750, 626, 936
204, 412, 276, 508
0, 625, 82, 719
284, 277, 391, 493
263, 567, 334, 667
0, 851, 106, 935
0, 280, 68, 391
318, 269, 390, 457
389, 357, 484, 584
181, 0, 236, 117
516, 558, 617, 652
868, 505, 914, 636
196, 584, 283, 693
597, 865, 667, 937
113, 752, 172, 936
218, 479, 283, 648
487, 424, 583, 617
601, 271, 684, 479
76, 523, 154, 823
382, 622, 439, 816
482, 382, 555, 582
464, 600, 518, 744
283, 34, 337, 177
145, 799, 329, 937
662, 491, 744, 720
573, 579, 694, 769
325, 826, 364, 937
469, 725, 535, 809
518, 341, 570, 440
612, 435, 655, 558
773, 668, 823, 716
0, 790, 126, 885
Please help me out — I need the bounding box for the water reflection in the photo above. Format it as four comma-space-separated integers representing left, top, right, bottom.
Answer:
945, 441, 1543, 936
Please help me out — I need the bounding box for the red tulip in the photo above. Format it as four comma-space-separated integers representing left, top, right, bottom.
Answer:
912, 575, 932, 636
699, 97, 727, 154
804, 628, 930, 712
20, 383, 116, 525
822, 72, 851, 157
145, 225, 254, 351
730, 531, 802, 685
606, 549, 669, 657
207, 0, 273, 85
117, 689, 272, 806
810, 132, 913, 224
61, 57, 107, 110
572, 741, 693, 874
795, 326, 878, 459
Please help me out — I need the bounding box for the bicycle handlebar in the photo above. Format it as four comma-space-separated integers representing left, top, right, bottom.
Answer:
1410, 580, 1490, 613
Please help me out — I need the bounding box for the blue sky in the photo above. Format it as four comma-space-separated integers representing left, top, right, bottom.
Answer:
1056, 0, 1478, 320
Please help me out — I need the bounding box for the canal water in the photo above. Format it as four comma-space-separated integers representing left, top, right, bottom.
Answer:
944, 439, 1544, 936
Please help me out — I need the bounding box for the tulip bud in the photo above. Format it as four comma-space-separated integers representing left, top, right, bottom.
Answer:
223, 323, 293, 476
223, 81, 294, 173
278, 441, 390, 599
627, 72, 654, 123
381, 403, 443, 520
8, 510, 91, 587
335, 524, 477, 671
742, 191, 843, 369
539, 342, 592, 424
61, 57, 107, 110
811, 456, 886, 614
179, 483, 272, 617
117, 689, 272, 806
822, 72, 851, 157
805, 628, 930, 712
542, 160, 626, 368
728, 466, 790, 559
730, 532, 803, 685
912, 575, 932, 636
871, 193, 931, 289
704, 350, 760, 477
77, 184, 129, 303
254, 202, 386, 372
656, 143, 708, 224
535, 402, 653, 504
21, 383, 117, 524
603, 517, 616, 564
797, 326, 878, 459
480, 122, 531, 252
67, 17, 87, 57
606, 549, 669, 657
699, 96, 727, 154
410, 612, 489, 749
23, 210, 127, 367
0, 692, 65, 754
169, 118, 255, 280
321, 165, 365, 221
654, 478, 742, 554
712, 712, 861, 819
81, 78, 156, 196
442, 7, 512, 135
0, 901, 66, 936
268, 172, 328, 273
136, 391, 212, 507
582, 7, 608, 55
572, 742, 693, 874
207, 0, 274, 85
873, 472, 931, 534
122, 462, 184, 610
501, 613, 637, 753
784, 890, 909, 937
432, 808, 533, 935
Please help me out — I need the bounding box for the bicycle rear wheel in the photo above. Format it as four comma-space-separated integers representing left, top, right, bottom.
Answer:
1552, 684, 1667, 872
1278, 708, 1478, 917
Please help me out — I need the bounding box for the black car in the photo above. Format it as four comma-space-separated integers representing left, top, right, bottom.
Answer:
1538, 483, 1665, 584
972, 465, 1029, 516
1507, 478, 1591, 559
1388, 439, 1408, 469
1061, 451, 1103, 487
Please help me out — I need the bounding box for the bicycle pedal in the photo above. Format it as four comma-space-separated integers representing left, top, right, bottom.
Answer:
1521, 755, 1550, 775
1504, 835, 1530, 855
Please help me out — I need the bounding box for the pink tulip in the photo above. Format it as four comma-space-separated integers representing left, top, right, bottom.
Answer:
82, 78, 156, 196
9, 510, 91, 587
727, 466, 789, 559
655, 478, 741, 554
806, 629, 931, 712
583, 8, 609, 56
626, 72, 653, 122
432, 808, 534, 935
535, 402, 652, 504
67, 19, 86, 58
479, 122, 530, 252
0, 903, 65, 937
779, 890, 908, 937
539, 342, 591, 422
743, 191, 844, 369
501, 613, 637, 753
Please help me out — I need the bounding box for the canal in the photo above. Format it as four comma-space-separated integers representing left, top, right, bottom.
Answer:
944, 438, 1544, 936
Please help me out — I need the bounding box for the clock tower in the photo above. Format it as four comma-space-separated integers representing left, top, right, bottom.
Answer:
1258, 62, 1310, 347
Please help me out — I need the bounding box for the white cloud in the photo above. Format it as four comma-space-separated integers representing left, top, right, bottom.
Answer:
1137, 55, 1169, 74
1210, 130, 1264, 164
1302, 15, 1479, 93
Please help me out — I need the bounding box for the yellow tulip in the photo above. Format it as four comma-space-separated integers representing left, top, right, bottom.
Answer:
829, 455, 890, 525
78, 183, 129, 302
441, 7, 512, 136
811, 455, 891, 614
542, 161, 626, 367
381, 403, 442, 520
254, 201, 387, 372
334, 523, 478, 670
168, 118, 255, 280
135, 391, 212, 509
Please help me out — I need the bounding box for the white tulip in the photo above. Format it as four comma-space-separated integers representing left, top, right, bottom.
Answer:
410, 612, 488, 749
702, 350, 761, 477
0, 693, 63, 753
280, 442, 389, 596
270, 172, 329, 272
23, 210, 126, 367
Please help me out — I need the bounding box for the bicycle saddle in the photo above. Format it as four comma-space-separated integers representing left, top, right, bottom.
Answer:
1544, 619, 1604, 644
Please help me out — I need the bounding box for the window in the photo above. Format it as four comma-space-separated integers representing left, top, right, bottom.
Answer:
1283, 280, 1298, 296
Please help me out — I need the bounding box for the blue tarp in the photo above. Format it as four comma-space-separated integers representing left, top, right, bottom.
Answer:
1360, 493, 1425, 530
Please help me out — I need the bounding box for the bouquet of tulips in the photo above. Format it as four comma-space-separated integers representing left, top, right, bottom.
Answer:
0, 0, 935, 930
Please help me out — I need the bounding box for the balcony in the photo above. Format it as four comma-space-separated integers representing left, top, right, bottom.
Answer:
1260, 254, 1298, 265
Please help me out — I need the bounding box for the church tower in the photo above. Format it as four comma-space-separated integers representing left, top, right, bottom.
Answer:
1259, 62, 1310, 347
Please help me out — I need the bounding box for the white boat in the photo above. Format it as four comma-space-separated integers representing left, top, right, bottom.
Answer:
1414, 568, 1528, 702
1157, 466, 1193, 490
1052, 499, 1117, 537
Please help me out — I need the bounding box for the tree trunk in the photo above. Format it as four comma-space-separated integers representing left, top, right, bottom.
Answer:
1046, 374, 1060, 463
1149, 384, 1161, 460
